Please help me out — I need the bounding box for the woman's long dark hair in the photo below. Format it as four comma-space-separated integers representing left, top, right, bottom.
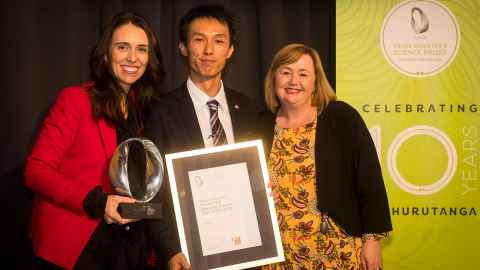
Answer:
89, 11, 165, 125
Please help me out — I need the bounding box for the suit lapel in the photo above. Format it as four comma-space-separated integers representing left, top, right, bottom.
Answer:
225, 89, 247, 142
97, 119, 117, 158
174, 85, 205, 149
97, 119, 116, 190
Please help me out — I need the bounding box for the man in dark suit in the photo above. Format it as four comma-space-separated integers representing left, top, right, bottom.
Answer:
145, 5, 258, 270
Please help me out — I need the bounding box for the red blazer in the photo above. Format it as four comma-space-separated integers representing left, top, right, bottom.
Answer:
25, 83, 117, 269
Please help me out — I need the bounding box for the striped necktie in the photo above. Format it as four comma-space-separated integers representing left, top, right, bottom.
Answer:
207, 99, 227, 146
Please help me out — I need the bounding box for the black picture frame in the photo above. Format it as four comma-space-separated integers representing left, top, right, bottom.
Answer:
165, 140, 284, 270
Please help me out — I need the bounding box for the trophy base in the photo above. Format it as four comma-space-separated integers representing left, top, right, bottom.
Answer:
118, 202, 162, 219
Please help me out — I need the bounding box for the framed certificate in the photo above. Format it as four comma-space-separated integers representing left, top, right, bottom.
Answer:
165, 140, 284, 270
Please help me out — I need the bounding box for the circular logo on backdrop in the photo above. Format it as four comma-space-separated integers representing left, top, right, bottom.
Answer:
380, 0, 460, 77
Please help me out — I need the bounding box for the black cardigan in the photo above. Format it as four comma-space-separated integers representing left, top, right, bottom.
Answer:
257, 101, 392, 237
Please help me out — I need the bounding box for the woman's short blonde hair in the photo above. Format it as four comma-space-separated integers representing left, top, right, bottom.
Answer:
264, 43, 336, 113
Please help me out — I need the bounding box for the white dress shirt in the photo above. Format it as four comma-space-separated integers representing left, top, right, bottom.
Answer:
187, 78, 234, 147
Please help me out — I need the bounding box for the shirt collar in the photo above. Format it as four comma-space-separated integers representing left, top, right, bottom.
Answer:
187, 77, 228, 112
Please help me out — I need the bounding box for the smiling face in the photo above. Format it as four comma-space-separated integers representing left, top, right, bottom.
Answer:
110, 23, 149, 91
179, 17, 234, 83
274, 54, 316, 110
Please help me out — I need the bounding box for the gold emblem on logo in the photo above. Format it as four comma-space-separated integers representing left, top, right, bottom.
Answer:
232, 235, 241, 246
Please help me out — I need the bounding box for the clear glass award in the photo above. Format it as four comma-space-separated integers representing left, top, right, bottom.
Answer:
109, 138, 163, 219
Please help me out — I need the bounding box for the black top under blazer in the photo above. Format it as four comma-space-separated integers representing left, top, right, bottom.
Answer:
257, 101, 392, 237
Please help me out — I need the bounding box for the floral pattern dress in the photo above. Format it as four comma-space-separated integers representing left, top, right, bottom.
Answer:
263, 120, 372, 270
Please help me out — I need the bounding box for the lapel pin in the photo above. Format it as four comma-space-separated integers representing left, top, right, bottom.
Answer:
234, 104, 240, 109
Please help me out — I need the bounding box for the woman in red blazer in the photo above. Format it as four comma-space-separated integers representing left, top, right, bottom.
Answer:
25, 12, 166, 269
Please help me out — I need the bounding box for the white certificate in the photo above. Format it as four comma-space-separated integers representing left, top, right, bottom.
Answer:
188, 162, 262, 256
165, 140, 284, 270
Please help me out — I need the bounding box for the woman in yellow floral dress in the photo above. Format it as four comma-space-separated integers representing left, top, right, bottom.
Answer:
258, 44, 392, 270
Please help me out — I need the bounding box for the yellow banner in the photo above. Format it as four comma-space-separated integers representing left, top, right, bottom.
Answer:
336, 0, 480, 269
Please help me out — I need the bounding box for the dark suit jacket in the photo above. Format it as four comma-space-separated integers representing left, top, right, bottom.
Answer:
144, 84, 258, 266
256, 101, 392, 237
146, 84, 257, 153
